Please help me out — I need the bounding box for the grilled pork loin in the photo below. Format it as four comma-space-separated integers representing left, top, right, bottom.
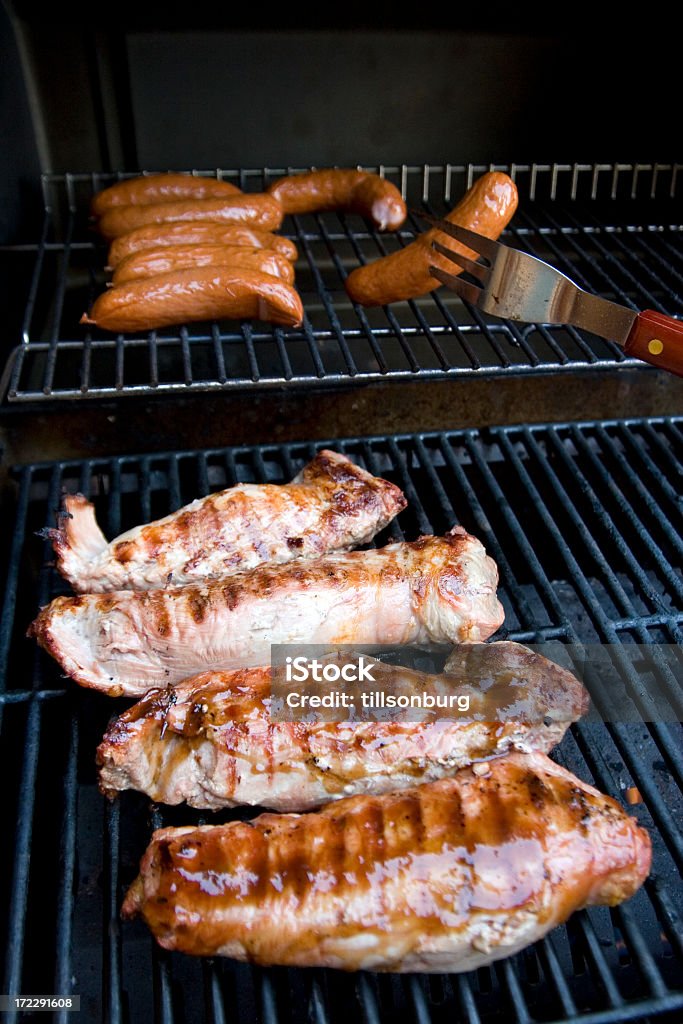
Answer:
97, 643, 589, 811
46, 450, 406, 593
122, 751, 651, 971
29, 527, 504, 696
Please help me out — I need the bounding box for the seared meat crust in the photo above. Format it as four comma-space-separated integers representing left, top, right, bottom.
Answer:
29, 527, 504, 696
47, 450, 407, 592
122, 751, 651, 971
97, 643, 589, 810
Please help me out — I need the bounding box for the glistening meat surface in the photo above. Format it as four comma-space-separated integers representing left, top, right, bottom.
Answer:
47, 449, 406, 592
122, 751, 651, 971
97, 642, 590, 811
29, 527, 504, 695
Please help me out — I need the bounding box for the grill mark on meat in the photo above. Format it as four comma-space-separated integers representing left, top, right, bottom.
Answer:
221, 581, 242, 612
385, 790, 425, 860
305, 451, 360, 486
566, 785, 593, 834
95, 644, 590, 811
275, 819, 311, 904
357, 797, 386, 878
479, 778, 516, 849
149, 597, 172, 638
187, 590, 210, 624
121, 752, 651, 969
29, 531, 505, 694
47, 450, 407, 593
445, 786, 467, 844
113, 540, 137, 564
238, 826, 270, 907
525, 771, 551, 812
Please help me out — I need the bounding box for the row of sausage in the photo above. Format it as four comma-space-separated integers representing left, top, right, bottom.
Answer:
82, 168, 518, 332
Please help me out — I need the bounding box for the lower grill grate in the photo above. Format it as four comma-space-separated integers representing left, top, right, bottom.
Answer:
2, 162, 683, 401
1, 417, 682, 1023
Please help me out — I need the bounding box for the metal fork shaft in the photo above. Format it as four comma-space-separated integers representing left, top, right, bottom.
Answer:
567, 289, 637, 345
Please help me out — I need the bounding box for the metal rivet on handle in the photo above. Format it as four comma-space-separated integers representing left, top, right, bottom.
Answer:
648, 339, 664, 355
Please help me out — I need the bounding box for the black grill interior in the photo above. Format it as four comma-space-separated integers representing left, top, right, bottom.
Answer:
1, 419, 682, 1023
2, 162, 682, 401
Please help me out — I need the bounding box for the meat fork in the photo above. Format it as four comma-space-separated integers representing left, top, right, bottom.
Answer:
425, 218, 683, 377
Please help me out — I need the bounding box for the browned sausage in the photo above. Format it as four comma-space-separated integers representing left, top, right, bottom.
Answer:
91, 173, 241, 217
107, 223, 298, 267
345, 172, 518, 306
96, 195, 284, 241
81, 268, 303, 332
111, 244, 295, 286
268, 169, 407, 230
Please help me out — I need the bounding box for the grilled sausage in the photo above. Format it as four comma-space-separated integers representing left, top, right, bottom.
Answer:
111, 244, 295, 286
97, 644, 590, 811
46, 449, 406, 592
96, 194, 284, 241
268, 169, 407, 230
107, 223, 298, 266
345, 171, 518, 306
28, 527, 504, 695
80, 267, 303, 333
121, 751, 651, 970
91, 173, 241, 217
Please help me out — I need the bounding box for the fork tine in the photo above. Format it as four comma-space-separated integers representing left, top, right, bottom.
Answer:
428, 265, 483, 305
431, 239, 490, 283
422, 216, 501, 263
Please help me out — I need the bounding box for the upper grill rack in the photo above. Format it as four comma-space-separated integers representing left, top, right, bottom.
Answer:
2, 161, 682, 402
1, 416, 682, 1023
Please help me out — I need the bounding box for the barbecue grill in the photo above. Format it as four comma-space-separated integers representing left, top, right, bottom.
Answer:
1, 420, 682, 1023
1, 154, 683, 1024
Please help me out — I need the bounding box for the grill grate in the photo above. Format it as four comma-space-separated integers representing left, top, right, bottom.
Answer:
1, 416, 682, 1023
2, 162, 682, 402
1, 419, 683, 1019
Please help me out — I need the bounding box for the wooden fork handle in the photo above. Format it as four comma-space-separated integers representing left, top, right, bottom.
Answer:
624, 310, 683, 377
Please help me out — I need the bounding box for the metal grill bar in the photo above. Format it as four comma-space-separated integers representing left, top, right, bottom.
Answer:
347, 211, 453, 371
521, 428, 680, 630
506, 220, 617, 364
533, 209, 646, 311
2, 463, 64, 1024
3, 702, 41, 1019
103, 801, 123, 1022
646, 876, 683, 961
535, 939, 578, 1019
42, 210, 76, 395
4, 163, 683, 402
555, 205, 682, 315
294, 213, 361, 376
489, 427, 683, 870
455, 975, 482, 1024
1, 416, 681, 1023
0, 469, 31, 694
0, 689, 67, 704
20, 214, 51, 344
54, 714, 78, 1024
598, 424, 683, 560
